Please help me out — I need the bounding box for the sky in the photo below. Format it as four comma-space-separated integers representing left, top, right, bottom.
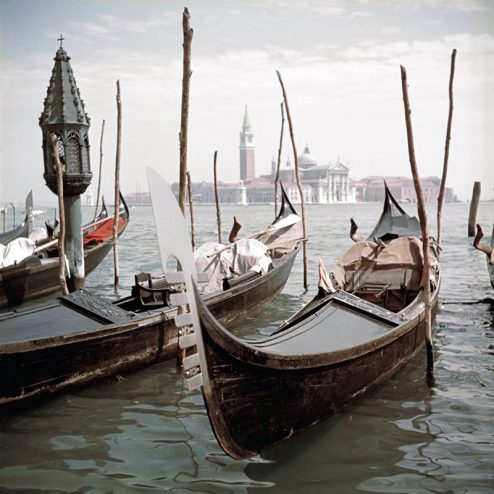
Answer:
0, 0, 493, 207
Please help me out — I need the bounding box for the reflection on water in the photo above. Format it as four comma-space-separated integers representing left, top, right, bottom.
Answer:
1, 202, 494, 493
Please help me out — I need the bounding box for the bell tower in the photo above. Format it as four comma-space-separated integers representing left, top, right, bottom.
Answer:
239, 105, 255, 181
39, 37, 92, 291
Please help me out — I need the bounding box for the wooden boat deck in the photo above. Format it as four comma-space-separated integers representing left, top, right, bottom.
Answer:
0, 290, 153, 345
0, 305, 103, 344
250, 291, 402, 356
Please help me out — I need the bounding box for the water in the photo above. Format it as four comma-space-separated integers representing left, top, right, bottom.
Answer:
1, 201, 493, 493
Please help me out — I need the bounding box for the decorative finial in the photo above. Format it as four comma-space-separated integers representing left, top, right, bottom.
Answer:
58, 34, 65, 48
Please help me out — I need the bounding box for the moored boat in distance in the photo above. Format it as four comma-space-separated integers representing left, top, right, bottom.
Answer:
0, 191, 33, 245
148, 171, 441, 460
0, 193, 129, 310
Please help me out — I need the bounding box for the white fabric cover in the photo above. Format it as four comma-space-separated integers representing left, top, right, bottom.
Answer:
29, 227, 48, 243
194, 238, 272, 294
194, 242, 234, 294
0, 237, 36, 268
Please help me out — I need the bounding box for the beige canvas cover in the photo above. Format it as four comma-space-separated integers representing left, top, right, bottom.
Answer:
255, 213, 303, 258
332, 236, 429, 291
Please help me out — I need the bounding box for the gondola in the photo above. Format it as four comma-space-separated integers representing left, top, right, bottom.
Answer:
473, 223, 494, 288
147, 172, 441, 460
0, 191, 33, 245
0, 184, 302, 408
0, 194, 129, 310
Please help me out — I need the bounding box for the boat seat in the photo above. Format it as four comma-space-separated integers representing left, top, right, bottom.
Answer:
132, 272, 169, 309
354, 282, 389, 308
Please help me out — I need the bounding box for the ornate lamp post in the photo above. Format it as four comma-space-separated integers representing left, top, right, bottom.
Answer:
39, 36, 92, 291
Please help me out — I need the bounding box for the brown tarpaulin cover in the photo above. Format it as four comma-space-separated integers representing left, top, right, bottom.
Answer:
333, 237, 431, 291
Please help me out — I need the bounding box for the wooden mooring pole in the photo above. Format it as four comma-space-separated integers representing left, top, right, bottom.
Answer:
400, 65, 433, 373
468, 181, 481, 237
113, 80, 122, 286
436, 49, 456, 247
178, 7, 193, 216
276, 70, 308, 290
50, 132, 69, 296
213, 150, 222, 244
186, 171, 195, 249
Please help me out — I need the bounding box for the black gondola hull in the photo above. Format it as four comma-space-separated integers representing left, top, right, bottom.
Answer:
0, 246, 299, 407
197, 289, 439, 459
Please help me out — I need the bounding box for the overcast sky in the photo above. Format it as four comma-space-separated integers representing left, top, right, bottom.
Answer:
1, 0, 493, 206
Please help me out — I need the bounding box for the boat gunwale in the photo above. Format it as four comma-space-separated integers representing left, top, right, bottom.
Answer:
0, 305, 172, 354
202, 244, 300, 305
195, 269, 440, 370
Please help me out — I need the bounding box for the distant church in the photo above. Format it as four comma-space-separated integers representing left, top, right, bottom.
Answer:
224, 106, 355, 204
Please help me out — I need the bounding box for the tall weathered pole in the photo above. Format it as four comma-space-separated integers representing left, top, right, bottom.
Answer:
186, 171, 196, 249
113, 80, 122, 286
437, 49, 457, 247
40, 37, 92, 292
213, 150, 222, 244
179, 7, 193, 215
50, 133, 69, 296
400, 65, 433, 373
276, 70, 308, 289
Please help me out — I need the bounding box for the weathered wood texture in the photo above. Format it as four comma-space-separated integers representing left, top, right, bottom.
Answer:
0, 245, 299, 407
186, 171, 195, 249
436, 49, 456, 246
50, 132, 68, 296
400, 65, 433, 372
113, 81, 122, 285
198, 286, 439, 459
213, 150, 222, 244
276, 70, 308, 289
468, 182, 481, 237
178, 7, 193, 215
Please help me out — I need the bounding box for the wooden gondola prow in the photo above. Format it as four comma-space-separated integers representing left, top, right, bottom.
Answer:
400, 65, 433, 374
473, 224, 493, 257
228, 216, 242, 243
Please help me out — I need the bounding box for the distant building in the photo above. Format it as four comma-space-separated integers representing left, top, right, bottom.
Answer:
355, 176, 457, 203
217, 109, 355, 204
123, 108, 456, 206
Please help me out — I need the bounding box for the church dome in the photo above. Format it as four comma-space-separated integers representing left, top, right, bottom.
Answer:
298, 145, 317, 168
